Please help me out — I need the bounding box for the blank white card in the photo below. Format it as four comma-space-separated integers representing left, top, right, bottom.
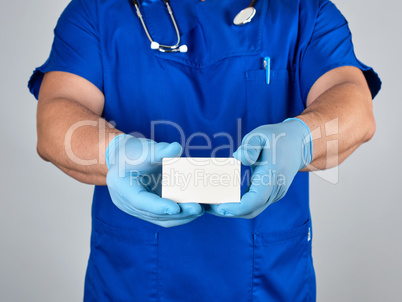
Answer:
162, 157, 241, 204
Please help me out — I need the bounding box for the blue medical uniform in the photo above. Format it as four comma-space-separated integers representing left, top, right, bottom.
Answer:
29, 0, 381, 301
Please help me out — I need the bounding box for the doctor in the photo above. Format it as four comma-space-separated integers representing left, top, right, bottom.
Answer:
29, 0, 381, 301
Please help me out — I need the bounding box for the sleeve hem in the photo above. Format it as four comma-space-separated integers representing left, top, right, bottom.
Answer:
302, 61, 382, 105
28, 64, 104, 100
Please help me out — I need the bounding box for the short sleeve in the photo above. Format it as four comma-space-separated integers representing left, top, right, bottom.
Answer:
299, 0, 381, 103
28, 0, 103, 99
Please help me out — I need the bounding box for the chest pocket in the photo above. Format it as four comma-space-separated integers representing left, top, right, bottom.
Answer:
245, 68, 295, 132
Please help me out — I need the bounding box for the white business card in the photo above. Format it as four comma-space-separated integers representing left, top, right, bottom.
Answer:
162, 157, 241, 204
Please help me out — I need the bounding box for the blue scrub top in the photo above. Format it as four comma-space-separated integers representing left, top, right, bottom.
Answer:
29, 0, 381, 301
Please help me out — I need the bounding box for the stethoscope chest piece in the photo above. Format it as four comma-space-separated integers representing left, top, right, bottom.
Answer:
233, 7, 256, 25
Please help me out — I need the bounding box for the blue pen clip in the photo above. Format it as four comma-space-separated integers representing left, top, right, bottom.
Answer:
264, 57, 271, 85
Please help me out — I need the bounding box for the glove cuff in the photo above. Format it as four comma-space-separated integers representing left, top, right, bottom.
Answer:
105, 134, 132, 170
283, 118, 313, 169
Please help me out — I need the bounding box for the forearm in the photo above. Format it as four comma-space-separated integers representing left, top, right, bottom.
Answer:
298, 81, 375, 171
37, 97, 122, 185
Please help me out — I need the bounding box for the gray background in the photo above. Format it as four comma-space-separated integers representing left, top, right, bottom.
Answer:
0, 0, 400, 301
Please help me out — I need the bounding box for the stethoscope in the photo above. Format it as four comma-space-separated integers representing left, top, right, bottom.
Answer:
131, 0, 258, 53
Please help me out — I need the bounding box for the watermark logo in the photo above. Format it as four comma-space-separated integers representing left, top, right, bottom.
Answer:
63, 117, 340, 185
309, 118, 339, 184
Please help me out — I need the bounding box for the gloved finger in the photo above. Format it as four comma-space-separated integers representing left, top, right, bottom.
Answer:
122, 139, 182, 169
119, 202, 204, 221
151, 215, 202, 228
206, 201, 265, 219
107, 171, 181, 215
215, 166, 274, 217
120, 177, 204, 219
178, 203, 204, 216
213, 192, 266, 217
115, 204, 203, 228
206, 203, 222, 215
148, 203, 205, 220
152, 141, 183, 163
233, 132, 266, 166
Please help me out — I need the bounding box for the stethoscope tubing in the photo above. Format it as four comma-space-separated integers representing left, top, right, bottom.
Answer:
131, 0, 184, 52
132, 0, 259, 53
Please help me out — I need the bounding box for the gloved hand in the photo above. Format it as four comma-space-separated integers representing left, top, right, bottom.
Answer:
206, 118, 313, 219
106, 134, 204, 227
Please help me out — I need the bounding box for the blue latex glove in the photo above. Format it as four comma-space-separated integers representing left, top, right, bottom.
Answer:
106, 134, 204, 227
206, 118, 313, 219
